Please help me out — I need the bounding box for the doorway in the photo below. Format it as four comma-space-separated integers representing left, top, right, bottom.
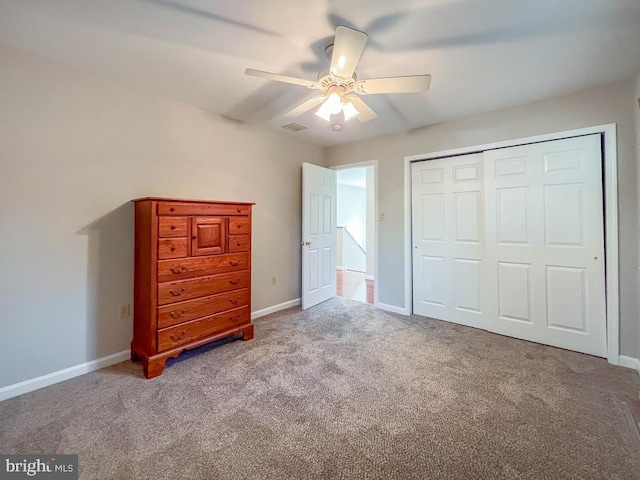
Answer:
334, 163, 376, 304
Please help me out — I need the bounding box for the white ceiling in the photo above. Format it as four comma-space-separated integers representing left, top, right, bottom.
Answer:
1, 0, 639, 147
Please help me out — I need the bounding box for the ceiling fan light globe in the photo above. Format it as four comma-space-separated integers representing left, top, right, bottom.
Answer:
315, 101, 333, 122
342, 101, 360, 121
325, 92, 343, 115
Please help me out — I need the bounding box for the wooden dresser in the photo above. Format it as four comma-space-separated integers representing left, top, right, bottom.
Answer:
131, 197, 254, 378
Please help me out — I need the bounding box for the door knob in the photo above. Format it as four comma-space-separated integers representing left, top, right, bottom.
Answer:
301, 241, 312, 246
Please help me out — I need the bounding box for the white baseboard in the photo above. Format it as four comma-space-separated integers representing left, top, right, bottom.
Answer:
375, 301, 410, 316
0, 350, 130, 403
252, 298, 301, 320
0, 299, 303, 403
618, 355, 640, 376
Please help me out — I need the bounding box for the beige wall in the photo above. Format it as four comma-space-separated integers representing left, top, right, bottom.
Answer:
327, 80, 639, 359
0, 45, 324, 388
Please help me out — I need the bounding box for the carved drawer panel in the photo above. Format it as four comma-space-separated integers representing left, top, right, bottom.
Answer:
157, 288, 250, 329
157, 271, 250, 306
158, 238, 188, 259
158, 217, 188, 238
157, 253, 249, 282
191, 217, 226, 256
157, 306, 250, 351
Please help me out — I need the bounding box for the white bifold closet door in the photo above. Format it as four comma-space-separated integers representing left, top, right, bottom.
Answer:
412, 153, 486, 329
412, 134, 606, 357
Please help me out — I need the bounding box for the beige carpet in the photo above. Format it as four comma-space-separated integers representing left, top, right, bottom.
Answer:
1, 298, 639, 479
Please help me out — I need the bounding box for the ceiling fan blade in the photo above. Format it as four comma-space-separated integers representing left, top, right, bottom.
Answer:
356, 75, 431, 94
244, 69, 318, 89
284, 96, 327, 117
347, 95, 378, 123
330, 26, 368, 80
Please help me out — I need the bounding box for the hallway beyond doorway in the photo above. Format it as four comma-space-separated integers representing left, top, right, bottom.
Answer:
337, 269, 373, 304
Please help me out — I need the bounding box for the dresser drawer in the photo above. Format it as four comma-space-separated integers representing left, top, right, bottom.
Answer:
158, 217, 188, 237
157, 306, 250, 351
157, 288, 250, 329
158, 253, 249, 282
228, 235, 250, 252
228, 218, 250, 235
158, 238, 188, 259
158, 271, 250, 305
157, 202, 250, 216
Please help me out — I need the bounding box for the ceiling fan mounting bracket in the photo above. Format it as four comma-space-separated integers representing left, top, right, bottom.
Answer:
317, 73, 357, 93
324, 44, 334, 59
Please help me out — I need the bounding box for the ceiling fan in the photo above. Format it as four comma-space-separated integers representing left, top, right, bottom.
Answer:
245, 26, 431, 123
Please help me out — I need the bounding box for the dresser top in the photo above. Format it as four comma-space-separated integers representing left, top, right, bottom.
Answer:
132, 197, 255, 205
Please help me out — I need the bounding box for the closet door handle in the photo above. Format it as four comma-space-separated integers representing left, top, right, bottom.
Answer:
169, 288, 186, 296
170, 266, 187, 274
170, 309, 186, 319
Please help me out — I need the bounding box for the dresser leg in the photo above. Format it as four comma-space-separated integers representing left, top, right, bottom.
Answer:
240, 324, 254, 341
143, 357, 167, 379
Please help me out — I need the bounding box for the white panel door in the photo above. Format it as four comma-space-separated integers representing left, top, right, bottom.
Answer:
302, 162, 337, 310
411, 154, 486, 329
484, 135, 606, 356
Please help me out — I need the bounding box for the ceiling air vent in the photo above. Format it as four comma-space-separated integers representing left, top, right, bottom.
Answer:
281, 122, 308, 132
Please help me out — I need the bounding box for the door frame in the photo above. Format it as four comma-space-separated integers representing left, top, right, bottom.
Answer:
403, 124, 619, 365
331, 160, 379, 307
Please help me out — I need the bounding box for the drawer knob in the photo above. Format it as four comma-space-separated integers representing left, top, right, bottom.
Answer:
170, 207, 175, 212
236, 223, 241, 228
170, 225, 177, 230
169, 331, 186, 341
230, 315, 241, 323
236, 241, 242, 246
192, 235, 197, 240
170, 309, 187, 319
170, 266, 187, 274
170, 245, 176, 251
237, 208, 241, 213
169, 288, 186, 296
229, 298, 239, 305
228, 279, 241, 286
229, 260, 240, 267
